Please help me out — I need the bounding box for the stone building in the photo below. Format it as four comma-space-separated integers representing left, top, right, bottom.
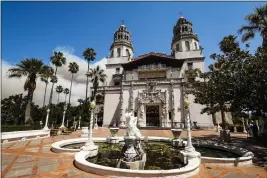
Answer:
95, 16, 214, 128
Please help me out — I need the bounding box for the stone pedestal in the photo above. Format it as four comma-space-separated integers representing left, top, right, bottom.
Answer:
120, 136, 146, 170
81, 140, 98, 158
120, 153, 146, 170
180, 150, 201, 164
220, 130, 231, 142
171, 139, 184, 147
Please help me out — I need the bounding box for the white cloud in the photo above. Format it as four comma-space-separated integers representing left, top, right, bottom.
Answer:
2, 46, 107, 106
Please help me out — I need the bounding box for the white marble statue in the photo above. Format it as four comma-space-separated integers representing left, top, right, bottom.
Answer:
125, 111, 142, 138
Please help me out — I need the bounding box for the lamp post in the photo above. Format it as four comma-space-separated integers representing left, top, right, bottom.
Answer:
43, 108, 50, 130
81, 100, 99, 157
60, 104, 67, 129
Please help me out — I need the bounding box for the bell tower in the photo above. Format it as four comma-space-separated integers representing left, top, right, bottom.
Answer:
171, 14, 203, 60
108, 21, 134, 65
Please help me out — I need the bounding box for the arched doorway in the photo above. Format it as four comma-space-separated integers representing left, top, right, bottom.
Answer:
146, 105, 160, 127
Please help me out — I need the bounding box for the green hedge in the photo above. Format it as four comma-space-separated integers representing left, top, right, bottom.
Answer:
1, 124, 41, 132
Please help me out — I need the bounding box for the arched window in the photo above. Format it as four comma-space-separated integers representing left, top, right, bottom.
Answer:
185, 26, 188, 31
185, 41, 190, 51
176, 44, 180, 51
194, 42, 198, 50
117, 48, 121, 57
126, 36, 129, 40
110, 50, 114, 58
124, 35, 126, 39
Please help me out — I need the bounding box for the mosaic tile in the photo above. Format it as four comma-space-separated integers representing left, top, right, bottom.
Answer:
38, 158, 58, 166
11, 161, 35, 169
2, 165, 7, 172
37, 164, 58, 173
66, 169, 80, 176
16, 156, 36, 163
25, 147, 39, 153
4, 168, 32, 178
76, 175, 94, 178
223, 173, 247, 178
207, 169, 221, 177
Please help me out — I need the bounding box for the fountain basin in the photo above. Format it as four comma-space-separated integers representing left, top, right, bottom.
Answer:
51, 137, 253, 167
75, 150, 200, 177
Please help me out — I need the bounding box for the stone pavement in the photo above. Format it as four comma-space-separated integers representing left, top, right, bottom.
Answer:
1, 127, 266, 178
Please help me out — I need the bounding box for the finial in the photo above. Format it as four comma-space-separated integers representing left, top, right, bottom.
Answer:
121, 20, 124, 25
179, 11, 184, 18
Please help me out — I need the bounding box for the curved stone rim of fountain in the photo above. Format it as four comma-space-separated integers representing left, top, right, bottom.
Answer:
51, 137, 253, 166
74, 150, 200, 177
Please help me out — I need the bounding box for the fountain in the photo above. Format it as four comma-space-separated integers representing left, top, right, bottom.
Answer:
51, 103, 254, 177
119, 110, 146, 169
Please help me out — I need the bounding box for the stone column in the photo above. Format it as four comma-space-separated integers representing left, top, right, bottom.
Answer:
242, 118, 247, 133
78, 116, 81, 129
94, 114, 98, 129
60, 104, 67, 129
81, 101, 98, 157
130, 82, 134, 111
185, 108, 195, 152
119, 83, 125, 127
138, 100, 145, 127
43, 108, 50, 130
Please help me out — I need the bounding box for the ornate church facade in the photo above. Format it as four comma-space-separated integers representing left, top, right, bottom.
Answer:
97, 15, 214, 128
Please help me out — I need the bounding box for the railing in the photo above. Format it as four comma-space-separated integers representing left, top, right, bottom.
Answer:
112, 74, 123, 81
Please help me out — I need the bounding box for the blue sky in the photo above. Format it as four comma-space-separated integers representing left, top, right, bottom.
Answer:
2, 2, 265, 69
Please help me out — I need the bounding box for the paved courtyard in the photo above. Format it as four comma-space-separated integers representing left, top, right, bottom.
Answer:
1, 128, 266, 178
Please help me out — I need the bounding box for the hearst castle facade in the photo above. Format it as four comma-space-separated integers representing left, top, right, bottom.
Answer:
96, 16, 214, 129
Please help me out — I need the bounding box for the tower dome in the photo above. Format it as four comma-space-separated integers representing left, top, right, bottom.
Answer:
108, 21, 134, 63
110, 21, 133, 51
172, 16, 198, 46
171, 14, 203, 60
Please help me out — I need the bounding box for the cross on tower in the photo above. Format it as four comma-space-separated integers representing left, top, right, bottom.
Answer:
179, 11, 183, 18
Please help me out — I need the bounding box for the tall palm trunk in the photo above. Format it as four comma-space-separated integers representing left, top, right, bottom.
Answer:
25, 90, 33, 124
65, 94, 67, 103
85, 62, 90, 103
43, 83, 48, 107
85, 62, 90, 127
49, 67, 58, 106
57, 93, 60, 104
68, 74, 74, 106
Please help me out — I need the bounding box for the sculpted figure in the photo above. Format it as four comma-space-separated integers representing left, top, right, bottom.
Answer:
125, 111, 142, 138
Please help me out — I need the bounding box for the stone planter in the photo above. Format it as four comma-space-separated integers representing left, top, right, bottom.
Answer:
171, 129, 182, 139
109, 127, 120, 137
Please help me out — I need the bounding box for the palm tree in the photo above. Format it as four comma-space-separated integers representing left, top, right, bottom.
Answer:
48, 51, 66, 105
82, 48, 96, 104
7, 58, 43, 124
219, 35, 239, 54
88, 65, 107, 101
68, 62, 79, 106
56, 85, 63, 104
238, 4, 267, 48
40, 66, 54, 107
63, 88, 70, 103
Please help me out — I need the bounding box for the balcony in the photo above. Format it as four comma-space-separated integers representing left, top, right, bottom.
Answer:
112, 74, 123, 82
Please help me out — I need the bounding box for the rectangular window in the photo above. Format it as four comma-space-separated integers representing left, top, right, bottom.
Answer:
114, 82, 120, 86
187, 62, 193, 69
169, 112, 172, 120
117, 48, 121, 57
116, 68, 120, 74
